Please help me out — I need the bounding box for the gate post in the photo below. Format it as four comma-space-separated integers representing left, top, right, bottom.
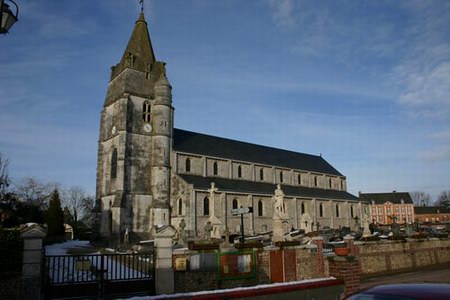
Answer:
20, 225, 46, 300
151, 225, 176, 295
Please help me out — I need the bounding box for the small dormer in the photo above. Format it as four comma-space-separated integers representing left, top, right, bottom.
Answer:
400, 198, 404, 204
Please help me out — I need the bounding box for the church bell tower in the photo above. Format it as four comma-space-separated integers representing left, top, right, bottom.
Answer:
96, 12, 173, 243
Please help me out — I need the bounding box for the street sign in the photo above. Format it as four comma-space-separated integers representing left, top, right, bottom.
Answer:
231, 207, 253, 215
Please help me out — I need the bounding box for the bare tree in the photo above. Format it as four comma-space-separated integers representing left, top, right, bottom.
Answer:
0, 153, 10, 197
14, 177, 58, 208
80, 195, 95, 226
435, 190, 450, 209
410, 191, 431, 206
62, 186, 87, 225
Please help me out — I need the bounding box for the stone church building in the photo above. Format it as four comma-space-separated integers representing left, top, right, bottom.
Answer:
96, 13, 369, 242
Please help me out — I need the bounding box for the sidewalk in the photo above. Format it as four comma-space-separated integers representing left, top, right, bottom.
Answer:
361, 266, 450, 290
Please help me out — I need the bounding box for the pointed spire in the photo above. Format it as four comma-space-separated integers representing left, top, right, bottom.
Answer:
111, 12, 156, 79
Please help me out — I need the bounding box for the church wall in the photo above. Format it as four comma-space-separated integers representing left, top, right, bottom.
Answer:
130, 194, 153, 233
171, 173, 195, 234
206, 158, 228, 177
255, 165, 273, 183
174, 152, 348, 192
178, 154, 203, 175
252, 196, 273, 233
231, 162, 252, 180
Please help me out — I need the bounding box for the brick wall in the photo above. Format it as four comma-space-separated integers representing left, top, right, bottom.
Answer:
356, 238, 450, 277
328, 257, 360, 297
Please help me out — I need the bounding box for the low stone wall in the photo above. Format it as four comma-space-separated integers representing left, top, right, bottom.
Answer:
172, 244, 323, 293
170, 237, 450, 296
356, 238, 450, 277
0, 273, 22, 300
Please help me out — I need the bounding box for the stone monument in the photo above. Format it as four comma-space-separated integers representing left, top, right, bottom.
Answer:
178, 219, 187, 246
204, 221, 213, 241
272, 184, 290, 242
207, 182, 223, 238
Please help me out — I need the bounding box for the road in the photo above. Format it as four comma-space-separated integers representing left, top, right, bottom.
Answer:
361, 266, 450, 289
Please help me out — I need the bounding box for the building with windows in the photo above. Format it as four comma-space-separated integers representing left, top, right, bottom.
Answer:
359, 191, 414, 225
96, 12, 368, 242
414, 206, 450, 225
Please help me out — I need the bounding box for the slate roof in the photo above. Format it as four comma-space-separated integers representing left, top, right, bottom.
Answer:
359, 192, 413, 205
173, 128, 343, 176
414, 206, 450, 214
179, 174, 358, 201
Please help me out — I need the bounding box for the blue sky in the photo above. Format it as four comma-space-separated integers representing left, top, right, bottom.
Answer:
0, 0, 449, 200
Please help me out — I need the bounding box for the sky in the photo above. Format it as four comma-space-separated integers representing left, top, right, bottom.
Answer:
0, 0, 449, 200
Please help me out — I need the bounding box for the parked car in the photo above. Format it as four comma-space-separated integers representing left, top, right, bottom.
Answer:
346, 283, 450, 299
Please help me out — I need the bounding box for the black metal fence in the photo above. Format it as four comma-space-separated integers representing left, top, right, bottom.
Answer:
43, 251, 155, 299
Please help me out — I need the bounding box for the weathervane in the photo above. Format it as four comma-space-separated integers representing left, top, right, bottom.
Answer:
139, 0, 144, 12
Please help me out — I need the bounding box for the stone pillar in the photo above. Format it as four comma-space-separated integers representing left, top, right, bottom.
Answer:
311, 236, 325, 276
21, 225, 46, 300
328, 256, 361, 298
151, 225, 176, 295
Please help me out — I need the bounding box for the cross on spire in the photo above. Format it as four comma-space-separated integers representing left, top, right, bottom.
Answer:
139, 0, 144, 12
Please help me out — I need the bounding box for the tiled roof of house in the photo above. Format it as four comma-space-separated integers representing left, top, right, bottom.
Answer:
178, 174, 358, 201
359, 192, 413, 205
173, 128, 343, 176
414, 206, 450, 214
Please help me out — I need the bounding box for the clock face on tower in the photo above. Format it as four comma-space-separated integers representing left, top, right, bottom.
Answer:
143, 123, 152, 133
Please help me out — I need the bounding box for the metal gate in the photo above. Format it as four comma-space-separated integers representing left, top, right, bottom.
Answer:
43, 250, 155, 299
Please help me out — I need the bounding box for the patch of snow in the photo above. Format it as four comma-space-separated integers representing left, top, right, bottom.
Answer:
45, 240, 91, 255
119, 277, 338, 300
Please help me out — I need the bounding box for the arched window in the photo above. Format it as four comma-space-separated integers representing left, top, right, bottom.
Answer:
329, 178, 332, 189
185, 158, 191, 172
178, 198, 183, 215
350, 206, 354, 218
203, 197, 209, 216
213, 162, 218, 175
319, 203, 324, 217
341, 180, 344, 190
336, 204, 340, 218
314, 176, 318, 187
143, 101, 151, 123
301, 202, 305, 215
237, 165, 242, 178
259, 169, 264, 180
232, 198, 238, 210
110, 148, 118, 179
258, 200, 263, 217
298, 174, 302, 185
280, 171, 283, 183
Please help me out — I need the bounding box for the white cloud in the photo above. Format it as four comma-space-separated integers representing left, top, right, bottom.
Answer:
268, 0, 295, 27
430, 130, 450, 141
389, 2, 450, 119
419, 147, 450, 162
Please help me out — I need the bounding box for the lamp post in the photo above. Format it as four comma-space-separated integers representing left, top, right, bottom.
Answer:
0, 0, 19, 34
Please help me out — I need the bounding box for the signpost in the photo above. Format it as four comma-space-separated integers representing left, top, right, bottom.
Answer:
231, 207, 253, 243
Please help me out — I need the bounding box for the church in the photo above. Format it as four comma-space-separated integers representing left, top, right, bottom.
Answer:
96, 12, 369, 242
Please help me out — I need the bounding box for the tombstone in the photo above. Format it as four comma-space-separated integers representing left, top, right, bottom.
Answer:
362, 220, 371, 237
207, 182, 223, 239
405, 223, 414, 236
178, 219, 187, 246
124, 228, 129, 245
204, 221, 213, 241
391, 221, 400, 236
